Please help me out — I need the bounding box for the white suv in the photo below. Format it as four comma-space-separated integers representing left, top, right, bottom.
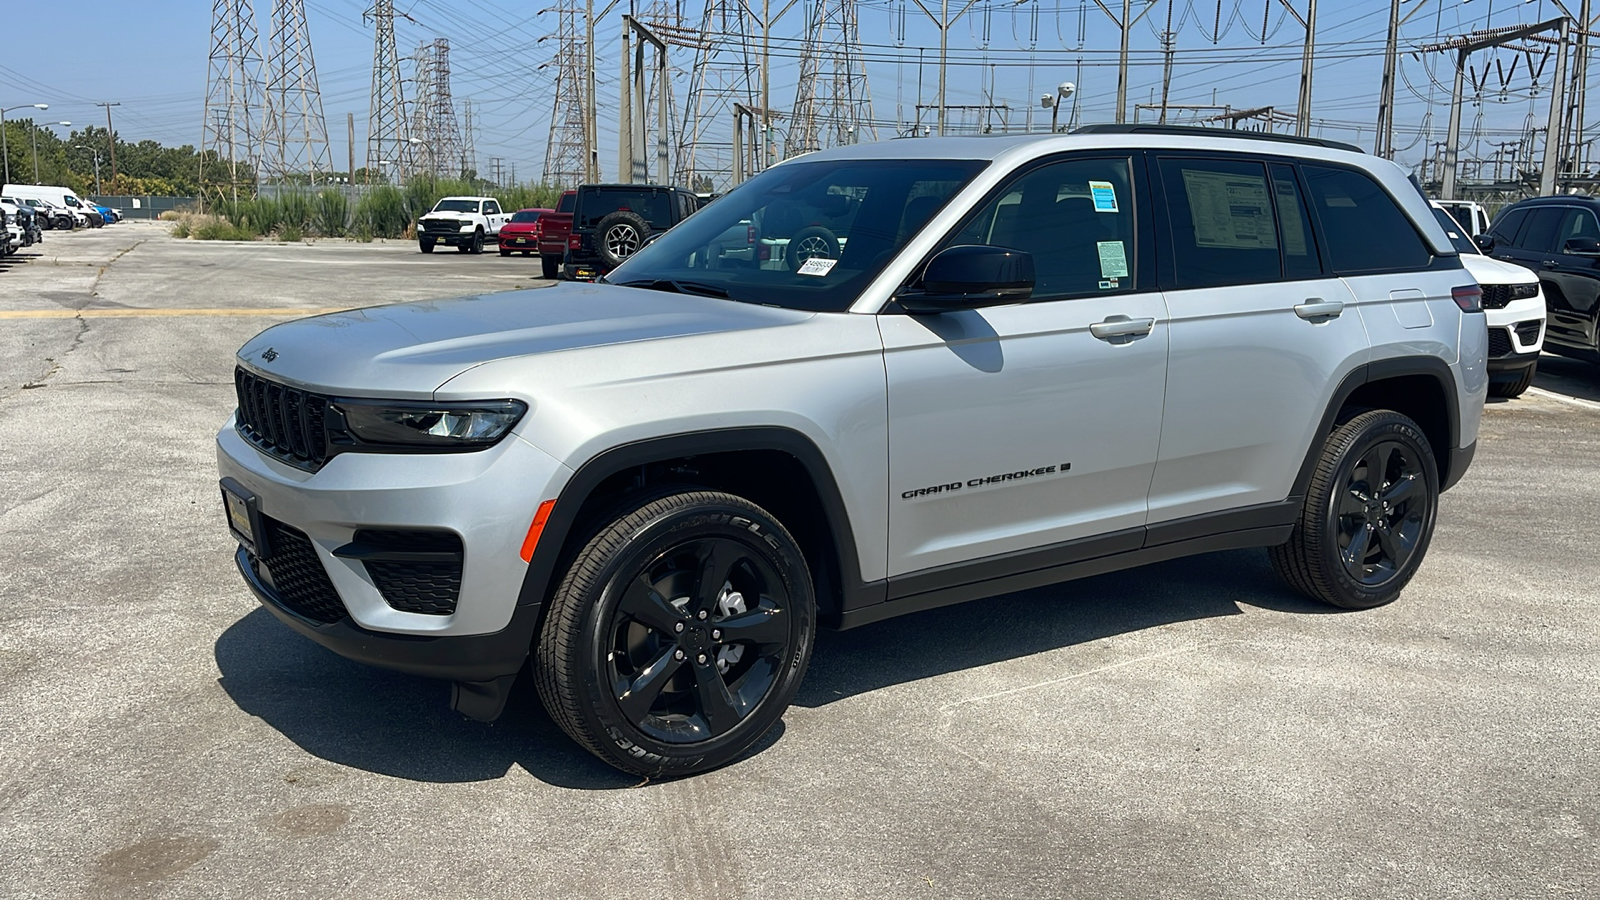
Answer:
219, 126, 1486, 776
1430, 203, 1545, 397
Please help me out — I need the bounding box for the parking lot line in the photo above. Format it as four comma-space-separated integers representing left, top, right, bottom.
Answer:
0, 307, 352, 320
1527, 386, 1600, 412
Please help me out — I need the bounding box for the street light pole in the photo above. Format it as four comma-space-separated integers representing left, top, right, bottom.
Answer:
32, 121, 71, 184
1, 103, 49, 186
73, 146, 103, 194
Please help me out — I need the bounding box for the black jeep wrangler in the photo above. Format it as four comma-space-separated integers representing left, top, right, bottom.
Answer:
562, 183, 700, 281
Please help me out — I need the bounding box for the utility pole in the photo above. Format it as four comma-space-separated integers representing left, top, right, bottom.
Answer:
1376, 0, 1428, 158
1272, 0, 1318, 137
1544, 18, 1572, 195
1158, 0, 1175, 124
347, 111, 355, 183
905, 0, 984, 135
585, 0, 598, 182
97, 102, 121, 182
1086, 0, 1155, 125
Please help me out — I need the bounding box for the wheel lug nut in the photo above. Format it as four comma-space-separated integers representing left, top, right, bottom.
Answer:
674, 622, 684, 633
674, 649, 685, 660
697, 610, 708, 620
696, 653, 708, 664
711, 629, 721, 640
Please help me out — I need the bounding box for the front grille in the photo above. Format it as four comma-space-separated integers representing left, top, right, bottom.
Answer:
234, 367, 330, 471
258, 518, 346, 624
419, 219, 462, 236
355, 529, 463, 616
1515, 320, 1543, 345
1488, 328, 1513, 358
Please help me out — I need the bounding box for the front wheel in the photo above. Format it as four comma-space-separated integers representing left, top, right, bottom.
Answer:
1269, 410, 1439, 609
469, 229, 485, 254
419, 239, 435, 253
535, 490, 816, 777
1490, 361, 1537, 399
498, 247, 512, 257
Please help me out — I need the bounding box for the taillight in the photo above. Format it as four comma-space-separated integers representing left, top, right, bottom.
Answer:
1452, 284, 1483, 313
568, 234, 581, 250
746, 224, 756, 245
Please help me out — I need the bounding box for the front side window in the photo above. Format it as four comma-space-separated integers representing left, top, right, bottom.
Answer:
943, 156, 1137, 298
1488, 207, 1529, 245
1302, 165, 1432, 273
1556, 207, 1600, 252
484, 200, 501, 216
1517, 208, 1567, 254
1160, 157, 1282, 288
605, 158, 986, 312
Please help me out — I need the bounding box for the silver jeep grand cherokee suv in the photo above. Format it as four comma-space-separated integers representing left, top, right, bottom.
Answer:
218, 126, 1487, 776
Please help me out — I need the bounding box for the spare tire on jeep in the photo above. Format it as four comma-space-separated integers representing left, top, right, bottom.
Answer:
594, 209, 649, 269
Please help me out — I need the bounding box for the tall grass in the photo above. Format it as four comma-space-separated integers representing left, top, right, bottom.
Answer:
313, 189, 349, 237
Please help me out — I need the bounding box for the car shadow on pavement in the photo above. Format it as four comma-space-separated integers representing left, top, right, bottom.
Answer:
1532, 353, 1600, 402
795, 547, 1328, 707
214, 548, 1326, 789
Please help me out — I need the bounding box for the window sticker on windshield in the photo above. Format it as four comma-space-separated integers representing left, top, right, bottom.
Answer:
1097, 241, 1130, 279
1089, 181, 1119, 213
796, 257, 839, 277
1098, 278, 1120, 290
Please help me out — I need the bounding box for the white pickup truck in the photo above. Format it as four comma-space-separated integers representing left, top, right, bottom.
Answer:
416, 196, 510, 254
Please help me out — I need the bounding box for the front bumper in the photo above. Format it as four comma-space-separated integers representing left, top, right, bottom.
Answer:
217, 419, 572, 677
420, 231, 473, 247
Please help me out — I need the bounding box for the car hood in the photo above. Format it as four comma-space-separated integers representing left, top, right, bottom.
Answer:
236, 282, 816, 398
1460, 252, 1538, 285
421, 211, 476, 220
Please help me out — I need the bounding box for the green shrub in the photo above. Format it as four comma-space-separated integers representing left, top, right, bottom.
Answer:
192, 219, 253, 241
278, 223, 303, 242
355, 185, 407, 238
240, 197, 281, 236
169, 220, 191, 239
313, 189, 348, 237
278, 192, 311, 232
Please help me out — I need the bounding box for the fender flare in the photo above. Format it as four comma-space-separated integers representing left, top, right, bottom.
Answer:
513, 426, 883, 616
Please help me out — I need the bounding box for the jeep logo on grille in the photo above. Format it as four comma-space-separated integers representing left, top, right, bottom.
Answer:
260, 348, 279, 362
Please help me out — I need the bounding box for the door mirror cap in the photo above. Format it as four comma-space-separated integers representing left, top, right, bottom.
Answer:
1563, 236, 1600, 256
899, 244, 1035, 314
1472, 234, 1495, 254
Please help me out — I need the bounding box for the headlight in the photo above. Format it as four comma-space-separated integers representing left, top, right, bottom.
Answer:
330, 399, 527, 450
1510, 283, 1539, 301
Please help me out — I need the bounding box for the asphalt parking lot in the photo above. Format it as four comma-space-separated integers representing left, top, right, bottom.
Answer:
1, 223, 1597, 899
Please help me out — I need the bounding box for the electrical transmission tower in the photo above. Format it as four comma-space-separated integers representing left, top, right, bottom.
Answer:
409, 41, 434, 177
202, 0, 265, 200
791, 0, 875, 154
427, 39, 462, 178
543, 0, 589, 187
461, 98, 476, 178
262, 0, 334, 184
681, 0, 759, 189
365, 0, 411, 183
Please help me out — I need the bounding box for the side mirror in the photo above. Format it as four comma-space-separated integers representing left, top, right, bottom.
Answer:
898, 244, 1035, 314
1563, 236, 1600, 256
1472, 234, 1495, 254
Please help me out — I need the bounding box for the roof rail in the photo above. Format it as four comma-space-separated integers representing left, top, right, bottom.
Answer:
1071, 123, 1364, 154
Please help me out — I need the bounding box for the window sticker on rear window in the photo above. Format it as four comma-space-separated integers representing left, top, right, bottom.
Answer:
1180, 169, 1277, 250
1089, 181, 1119, 213
796, 257, 838, 277
1097, 241, 1130, 278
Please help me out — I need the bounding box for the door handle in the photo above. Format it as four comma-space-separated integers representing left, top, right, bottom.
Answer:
1294, 298, 1344, 320
1543, 260, 1560, 268
1089, 316, 1156, 340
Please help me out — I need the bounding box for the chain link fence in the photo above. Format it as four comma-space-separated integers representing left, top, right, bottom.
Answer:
90, 196, 198, 220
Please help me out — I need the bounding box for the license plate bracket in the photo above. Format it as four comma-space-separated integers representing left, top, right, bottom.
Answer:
220, 477, 270, 556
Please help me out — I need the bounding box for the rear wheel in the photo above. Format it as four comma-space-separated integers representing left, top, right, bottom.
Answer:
1490, 362, 1537, 399
542, 255, 560, 279
535, 490, 815, 777
1269, 410, 1439, 609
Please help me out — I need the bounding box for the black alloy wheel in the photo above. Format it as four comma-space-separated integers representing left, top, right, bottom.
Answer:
536, 490, 815, 777
1269, 409, 1439, 609
470, 229, 485, 254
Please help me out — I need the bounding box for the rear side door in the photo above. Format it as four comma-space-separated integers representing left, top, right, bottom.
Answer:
1146, 156, 1367, 528
1540, 206, 1600, 347
881, 154, 1169, 581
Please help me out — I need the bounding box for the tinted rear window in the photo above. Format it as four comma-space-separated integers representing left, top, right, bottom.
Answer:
577, 189, 670, 229
1160, 157, 1283, 288
1303, 165, 1432, 273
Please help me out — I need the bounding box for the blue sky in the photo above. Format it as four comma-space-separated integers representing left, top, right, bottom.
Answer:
2, 0, 1589, 182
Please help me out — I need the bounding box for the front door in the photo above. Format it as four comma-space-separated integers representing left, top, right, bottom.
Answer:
881, 155, 1169, 579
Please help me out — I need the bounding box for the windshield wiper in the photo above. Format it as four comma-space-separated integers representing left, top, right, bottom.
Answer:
614, 278, 730, 298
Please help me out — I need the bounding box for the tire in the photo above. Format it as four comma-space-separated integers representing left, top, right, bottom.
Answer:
419, 239, 435, 253
786, 225, 840, 272
469, 229, 485, 254
499, 247, 512, 257
542, 255, 560, 279
1490, 361, 1537, 399
522, 250, 533, 257
594, 210, 649, 269
535, 489, 816, 777
1269, 410, 1439, 609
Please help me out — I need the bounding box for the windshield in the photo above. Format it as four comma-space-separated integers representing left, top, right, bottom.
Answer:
1432, 208, 1480, 254
510, 210, 543, 224
607, 158, 987, 311
431, 199, 481, 213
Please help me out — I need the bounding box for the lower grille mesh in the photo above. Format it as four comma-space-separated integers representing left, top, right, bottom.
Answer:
258, 519, 346, 624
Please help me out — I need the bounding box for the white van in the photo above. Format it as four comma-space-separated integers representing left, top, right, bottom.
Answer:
2, 185, 92, 226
